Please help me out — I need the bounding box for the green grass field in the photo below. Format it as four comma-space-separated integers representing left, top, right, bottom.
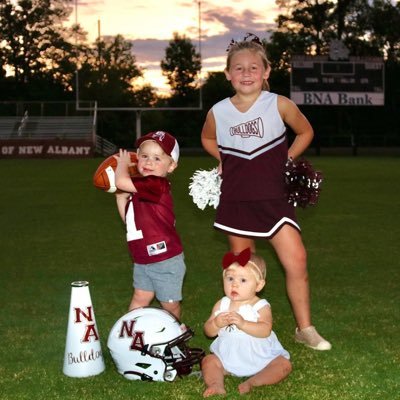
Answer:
0, 156, 399, 399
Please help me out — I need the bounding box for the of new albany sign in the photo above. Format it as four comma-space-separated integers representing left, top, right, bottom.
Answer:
0, 140, 94, 158
290, 41, 384, 106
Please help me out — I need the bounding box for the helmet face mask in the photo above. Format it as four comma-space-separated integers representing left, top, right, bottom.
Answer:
107, 307, 204, 382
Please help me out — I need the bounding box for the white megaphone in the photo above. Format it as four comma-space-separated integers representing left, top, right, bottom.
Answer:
63, 281, 105, 377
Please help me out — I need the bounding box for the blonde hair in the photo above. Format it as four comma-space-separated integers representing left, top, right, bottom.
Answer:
226, 40, 271, 91
223, 253, 267, 284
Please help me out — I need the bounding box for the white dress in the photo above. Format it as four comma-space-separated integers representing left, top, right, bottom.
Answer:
210, 296, 290, 377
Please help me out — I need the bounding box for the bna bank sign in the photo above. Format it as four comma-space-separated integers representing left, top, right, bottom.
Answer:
290, 42, 384, 106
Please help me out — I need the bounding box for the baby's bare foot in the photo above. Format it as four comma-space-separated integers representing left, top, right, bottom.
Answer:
203, 385, 226, 397
238, 381, 252, 395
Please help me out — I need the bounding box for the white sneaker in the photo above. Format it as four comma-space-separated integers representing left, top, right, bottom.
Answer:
295, 326, 332, 351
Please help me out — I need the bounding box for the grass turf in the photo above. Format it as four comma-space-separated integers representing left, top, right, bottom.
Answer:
0, 156, 399, 399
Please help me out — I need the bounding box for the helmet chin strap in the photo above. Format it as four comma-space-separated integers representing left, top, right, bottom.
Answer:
123, 358, 178, 382
124, 370, 153, 381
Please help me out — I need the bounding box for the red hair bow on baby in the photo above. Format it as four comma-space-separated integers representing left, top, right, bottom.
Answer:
222, 248, 251, 269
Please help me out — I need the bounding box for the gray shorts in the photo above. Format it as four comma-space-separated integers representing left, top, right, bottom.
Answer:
133, 253, 186, 303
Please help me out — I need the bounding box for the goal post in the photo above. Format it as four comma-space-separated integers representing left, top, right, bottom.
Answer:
73, 0, 203, 139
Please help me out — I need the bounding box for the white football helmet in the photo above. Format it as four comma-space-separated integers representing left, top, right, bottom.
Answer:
107, 307, 204, 382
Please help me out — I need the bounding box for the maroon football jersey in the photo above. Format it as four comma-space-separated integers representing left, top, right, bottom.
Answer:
125, 176, 183, 264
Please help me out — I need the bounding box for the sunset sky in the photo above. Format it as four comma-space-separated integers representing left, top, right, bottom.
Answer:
74, 0, 280, 92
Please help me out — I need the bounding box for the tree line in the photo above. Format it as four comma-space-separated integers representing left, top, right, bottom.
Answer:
1, 0, 399, 149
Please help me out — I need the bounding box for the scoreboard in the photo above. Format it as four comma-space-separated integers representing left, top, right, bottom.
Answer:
290, 55, 384, 106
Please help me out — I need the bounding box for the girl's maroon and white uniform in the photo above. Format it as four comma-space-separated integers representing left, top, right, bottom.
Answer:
124, 175, 183, 264
212, 91, 300, 238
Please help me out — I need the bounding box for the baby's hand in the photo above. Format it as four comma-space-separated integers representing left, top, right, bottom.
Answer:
227, 312, 245, 329
214, 312, 231, 328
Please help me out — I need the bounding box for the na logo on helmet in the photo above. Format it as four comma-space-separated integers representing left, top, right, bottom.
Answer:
119, 319, 145, 351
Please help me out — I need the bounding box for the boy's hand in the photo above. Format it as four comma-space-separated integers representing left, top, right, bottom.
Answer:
114, 149, 138, 176
114, 149, 137, 193
115, 149, 130, 165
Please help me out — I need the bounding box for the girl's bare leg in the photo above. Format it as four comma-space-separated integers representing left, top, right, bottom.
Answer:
228, 230, 310, 328
238, 356, 292, 394
202, 354, 226, 397
228, 236, 256, 253
268, 226, 311, 329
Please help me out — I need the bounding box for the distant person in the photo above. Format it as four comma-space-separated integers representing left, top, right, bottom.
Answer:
200, 33, 331, 350
202, 248, 292, 397
114, 131, 185, 319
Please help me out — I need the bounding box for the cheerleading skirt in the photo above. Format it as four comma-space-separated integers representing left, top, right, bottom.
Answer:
214, 198, 301, 239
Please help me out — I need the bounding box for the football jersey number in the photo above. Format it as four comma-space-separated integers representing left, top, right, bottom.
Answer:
126, 201, 144, 241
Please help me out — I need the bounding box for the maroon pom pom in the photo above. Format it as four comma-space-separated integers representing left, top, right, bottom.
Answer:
284, 158, 323, 208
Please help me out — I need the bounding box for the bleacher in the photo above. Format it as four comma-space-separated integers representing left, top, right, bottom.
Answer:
0, 115, 95, 140
0, 101, 108, 158
0, 102, 120, 157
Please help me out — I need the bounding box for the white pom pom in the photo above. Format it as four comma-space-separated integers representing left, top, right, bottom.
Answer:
189, 168, 222, 210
